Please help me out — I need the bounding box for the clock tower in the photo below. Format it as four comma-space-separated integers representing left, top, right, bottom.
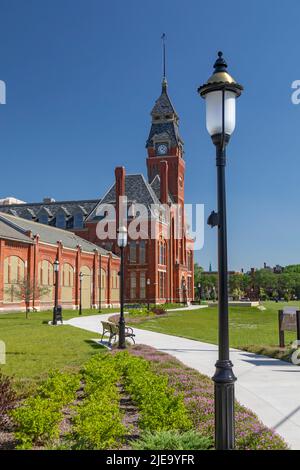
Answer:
146, 78, 185, 206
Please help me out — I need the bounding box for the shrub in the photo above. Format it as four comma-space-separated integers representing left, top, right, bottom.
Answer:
115, 351, 191, 432
11, 371, 80, 449
128, 308, 150, 317
132, 430, 213, 450
38, 371, 80, 406
0, 373, 17, 426
12, 396, 62, 449
150, 306, 166, 315
72, 390, 126, 450
70, 354, 126, 449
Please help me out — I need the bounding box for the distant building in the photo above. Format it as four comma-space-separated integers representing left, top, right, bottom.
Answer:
0, 212, 119, 312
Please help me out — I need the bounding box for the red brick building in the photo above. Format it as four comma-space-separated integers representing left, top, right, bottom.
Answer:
0, 212, 120, 312
0, 78, 194, 305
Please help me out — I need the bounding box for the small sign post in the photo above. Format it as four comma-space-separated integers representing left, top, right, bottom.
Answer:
278, 307, 300, 347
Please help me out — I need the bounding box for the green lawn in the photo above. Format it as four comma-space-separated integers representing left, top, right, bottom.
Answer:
0, 308, 117, 392
132, 301, 297, 349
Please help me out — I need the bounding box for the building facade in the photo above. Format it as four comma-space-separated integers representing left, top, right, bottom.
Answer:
0, 78, 194, 305
0, 212, 120, 312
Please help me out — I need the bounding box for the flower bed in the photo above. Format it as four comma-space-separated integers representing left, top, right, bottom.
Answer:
130, 345, 288, 450
8, 346, 288, 450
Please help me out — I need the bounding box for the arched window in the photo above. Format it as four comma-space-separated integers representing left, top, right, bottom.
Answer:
56, 213, 66, 229
74, 212, 83, 229
3, 256, 25, 303
38, 260, 54, 302
61, 263, 74, 287
61, 263, 74, 303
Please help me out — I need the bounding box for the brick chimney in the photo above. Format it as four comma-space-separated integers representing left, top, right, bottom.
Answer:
159, 160, 168, 204
115, 166, 126, 230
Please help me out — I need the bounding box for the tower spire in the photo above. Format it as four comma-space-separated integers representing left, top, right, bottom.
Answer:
161, 33, 167, 91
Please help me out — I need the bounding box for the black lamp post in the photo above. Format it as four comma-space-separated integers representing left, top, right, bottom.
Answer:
147, 278, 151, 311
98, 253, 102, 313
79, 272, 83, 316
198, 51, 243, 450
117, 226, 127, 349
197, 282, 201, 305
53, 259, 59, 325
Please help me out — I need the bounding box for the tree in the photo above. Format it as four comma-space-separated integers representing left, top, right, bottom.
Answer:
5, 278, 50, 318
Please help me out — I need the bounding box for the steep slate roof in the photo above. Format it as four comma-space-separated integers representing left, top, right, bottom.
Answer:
0, 199, 98, 225
0, 212, 118, 257
146, 83, 183, 149
150, 84, 178, 117
87, 174, 162, 221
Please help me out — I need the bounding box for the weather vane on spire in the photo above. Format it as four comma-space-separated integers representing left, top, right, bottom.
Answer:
161, 33, 167, 85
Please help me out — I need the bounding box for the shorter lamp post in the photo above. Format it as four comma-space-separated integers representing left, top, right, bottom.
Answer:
197, 282, 201, 305
98, 254, 102, 313
147, 278, 151, 311
182, 280, 187, 306
79, 272, 83, 316
117, 226, 128, 349
53, 259, 59, 325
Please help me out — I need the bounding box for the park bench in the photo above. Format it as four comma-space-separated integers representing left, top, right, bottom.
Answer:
101, 320, 135, 345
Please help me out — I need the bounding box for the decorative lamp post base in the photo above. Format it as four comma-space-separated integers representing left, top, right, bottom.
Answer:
213, 359, 236, 450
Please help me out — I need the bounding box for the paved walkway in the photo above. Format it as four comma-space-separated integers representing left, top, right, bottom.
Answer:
64, 313, 300, 449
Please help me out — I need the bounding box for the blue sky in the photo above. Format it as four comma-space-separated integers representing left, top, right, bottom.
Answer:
0, 0, 299, 271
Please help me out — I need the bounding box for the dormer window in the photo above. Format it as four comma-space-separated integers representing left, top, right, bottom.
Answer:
56, 213, 66, 229
39, 214, 48, 225
74, 212, 83, 229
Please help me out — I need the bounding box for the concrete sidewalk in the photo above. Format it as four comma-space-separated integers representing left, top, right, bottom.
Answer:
64, 313, 300, 449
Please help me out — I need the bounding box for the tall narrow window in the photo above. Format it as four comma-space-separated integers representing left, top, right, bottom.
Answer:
129, 242, 137, 264
139, 241, 146, 264
159, 241, 166, 265
159, 271, 166, 299
130, 272, 136, 300
140, 272, 146, 299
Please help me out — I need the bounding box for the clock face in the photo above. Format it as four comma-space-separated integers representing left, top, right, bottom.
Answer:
157, 144, 168, 155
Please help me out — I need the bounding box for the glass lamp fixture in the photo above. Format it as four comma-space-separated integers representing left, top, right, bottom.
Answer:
198, 51, 243, 143
54, 259, 59, 272
117, 226, 128, 248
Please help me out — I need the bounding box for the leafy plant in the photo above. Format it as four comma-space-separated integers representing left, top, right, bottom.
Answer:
11, 371, 80, 448
12, 396, 62, 449
132, 430, 213, 450
115, 351, 191, 432
72, 390, 126, 450
38, 371, 80, 405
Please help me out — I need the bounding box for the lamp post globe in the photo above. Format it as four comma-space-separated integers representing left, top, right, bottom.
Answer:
53, 259, 60, 325
198, 51, 243, 451
117, 226, 128, 349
